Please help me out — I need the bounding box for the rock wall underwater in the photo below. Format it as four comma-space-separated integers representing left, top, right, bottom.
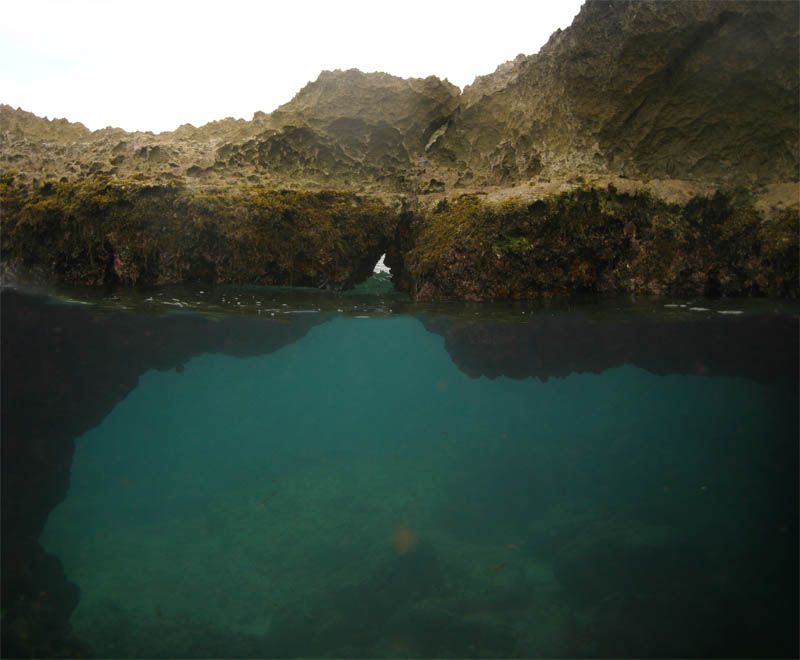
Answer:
0, 290, 329, 658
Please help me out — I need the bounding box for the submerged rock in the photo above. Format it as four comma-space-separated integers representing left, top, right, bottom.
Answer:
265, 540, 445, 657
0, 290, 329, 660
551, 517, 707, 597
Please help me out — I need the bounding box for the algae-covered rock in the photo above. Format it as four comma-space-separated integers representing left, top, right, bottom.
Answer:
0, 174, 398, 289
391, 187, 799, 300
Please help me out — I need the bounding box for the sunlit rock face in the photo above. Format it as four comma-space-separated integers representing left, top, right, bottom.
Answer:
0, 0, 797, 299
2, 1, 796, 192
430, 0, 799, 186
0, 70, 462, 193
273, 69, 461, 156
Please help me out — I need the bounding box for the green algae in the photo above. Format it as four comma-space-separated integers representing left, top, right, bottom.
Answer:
2, 175, 796, 300
0, 174, 397, 290
396, 187, 798, 301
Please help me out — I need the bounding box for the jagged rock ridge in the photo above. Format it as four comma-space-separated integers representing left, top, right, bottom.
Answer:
1, 0, 797, 193
429, 0, 799, 185
0, 0, 798, 300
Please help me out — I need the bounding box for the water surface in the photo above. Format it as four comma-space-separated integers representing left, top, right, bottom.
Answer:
6, 281, 796, 658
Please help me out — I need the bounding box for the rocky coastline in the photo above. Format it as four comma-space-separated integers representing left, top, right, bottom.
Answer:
1, 0, 797, 300
2, 3, 798, 655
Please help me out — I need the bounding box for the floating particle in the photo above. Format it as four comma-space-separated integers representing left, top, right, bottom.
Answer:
391, 524, 417, 555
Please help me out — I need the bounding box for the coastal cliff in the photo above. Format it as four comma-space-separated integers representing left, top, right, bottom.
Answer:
1, 0, 798, 298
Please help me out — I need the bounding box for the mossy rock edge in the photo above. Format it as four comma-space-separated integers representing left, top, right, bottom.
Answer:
2, 175, 797, 300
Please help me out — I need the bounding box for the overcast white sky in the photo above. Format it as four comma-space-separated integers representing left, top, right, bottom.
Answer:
1, 1, 584, 134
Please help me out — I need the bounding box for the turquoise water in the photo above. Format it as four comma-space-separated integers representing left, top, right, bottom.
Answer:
22, 289, 798, 658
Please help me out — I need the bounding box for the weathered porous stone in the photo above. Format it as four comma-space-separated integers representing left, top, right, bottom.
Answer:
437, 0, 799, 186
1, 0, 797, 299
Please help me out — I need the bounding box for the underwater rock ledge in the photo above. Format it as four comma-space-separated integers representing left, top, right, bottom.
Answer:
0, 290, 331, 659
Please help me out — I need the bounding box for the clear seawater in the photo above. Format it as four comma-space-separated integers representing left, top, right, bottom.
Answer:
9, 276, 797, 658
